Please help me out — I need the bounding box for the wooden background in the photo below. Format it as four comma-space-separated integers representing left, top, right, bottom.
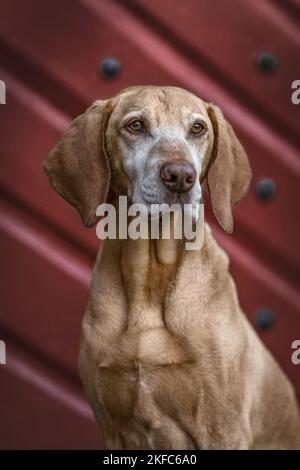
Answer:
0, 0, 299, 449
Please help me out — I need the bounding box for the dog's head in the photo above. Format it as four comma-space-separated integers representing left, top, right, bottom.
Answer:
44, 86, 251, 233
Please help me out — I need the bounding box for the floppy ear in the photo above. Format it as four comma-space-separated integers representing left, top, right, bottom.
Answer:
206, 104, 252, 233
43, 100, 111, 227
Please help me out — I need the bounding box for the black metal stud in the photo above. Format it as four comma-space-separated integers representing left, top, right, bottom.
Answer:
100, 58, 121, 79
256, 178, 276, 201
255, 308, 276, 331
257, 52, 279, 73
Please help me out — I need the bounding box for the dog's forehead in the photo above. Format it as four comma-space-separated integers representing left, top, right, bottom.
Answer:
113, 86, 208, 124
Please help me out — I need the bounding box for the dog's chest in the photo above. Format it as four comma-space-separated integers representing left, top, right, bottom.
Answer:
96, 327, 199, 445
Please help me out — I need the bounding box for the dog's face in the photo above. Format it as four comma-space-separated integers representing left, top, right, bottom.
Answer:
44, 86, 251, 233
105, 87, 213, 216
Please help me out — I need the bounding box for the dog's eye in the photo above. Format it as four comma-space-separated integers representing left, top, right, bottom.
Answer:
191, 122, 205, 135
127, 120, 144, 133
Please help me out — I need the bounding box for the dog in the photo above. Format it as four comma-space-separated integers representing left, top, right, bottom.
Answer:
44, 86, 300, 449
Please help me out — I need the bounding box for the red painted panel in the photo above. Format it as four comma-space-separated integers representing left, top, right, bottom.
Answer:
0, 198, 92, 374
0, 67, 100, 254
234, 128, 300, 282
134, 0, 300, 142
0, 343, 101, 449
214, 225, 300, 401
0, 0, 181, 108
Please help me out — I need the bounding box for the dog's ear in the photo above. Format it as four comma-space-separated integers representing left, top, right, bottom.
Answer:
206, 104, 252, 233
43, 100, 111, 227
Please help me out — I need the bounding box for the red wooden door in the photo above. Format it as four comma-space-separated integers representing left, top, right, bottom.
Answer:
0, 0, 299, 449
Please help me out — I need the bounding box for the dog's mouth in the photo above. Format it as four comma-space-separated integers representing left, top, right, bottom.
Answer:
142, 187, 196, 206
138, 192, 202, 226
142, 189, 202, 208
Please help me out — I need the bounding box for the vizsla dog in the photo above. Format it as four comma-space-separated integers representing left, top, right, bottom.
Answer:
44, 86, 300, 449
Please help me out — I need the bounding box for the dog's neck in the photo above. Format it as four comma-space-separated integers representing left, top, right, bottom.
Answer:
155, 237, 182, 265
96, 201, 209, 331
117, 208, 202, 330
118, 235, 184, 330
94, 222, 229, 334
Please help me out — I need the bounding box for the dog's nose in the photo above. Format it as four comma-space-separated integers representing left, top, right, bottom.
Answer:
160, 161, 196, 193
